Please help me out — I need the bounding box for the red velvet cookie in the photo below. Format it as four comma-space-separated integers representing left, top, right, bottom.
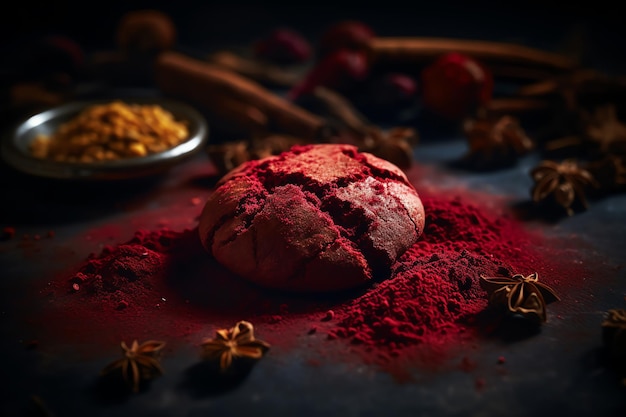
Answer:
198, 143, 425, 292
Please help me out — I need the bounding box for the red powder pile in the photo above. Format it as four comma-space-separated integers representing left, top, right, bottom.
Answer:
326, 193, 540, 357
68, 229, 182, 309
39, 187, 567, 369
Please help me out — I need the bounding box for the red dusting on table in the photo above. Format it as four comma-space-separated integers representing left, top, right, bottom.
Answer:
39, 228, 210, 350
81, 224, 124, 243
36, 185, 587, 374
475, 377, 486, 391
40, 224, 331, 351
322, 191, 546, 369
68, 229, 174, 301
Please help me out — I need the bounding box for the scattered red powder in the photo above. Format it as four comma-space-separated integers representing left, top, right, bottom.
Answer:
475, 377, 486, 391
68, 229, 180, 305
35, 185, 589, 373
326, 193, 539, 352
33, 228, 202, 351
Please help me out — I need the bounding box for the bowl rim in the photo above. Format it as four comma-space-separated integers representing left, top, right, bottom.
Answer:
1, 96, 209, 181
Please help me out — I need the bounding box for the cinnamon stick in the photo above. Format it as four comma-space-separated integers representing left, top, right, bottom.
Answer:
200, 94, 270, 136
154, 51, 329, 140
367, 37, 577, 73
207, 50, 301, 88
483, 97, 552, 117
484, 64, 570, 82
516, 69, 626, 97
307, 86, 416, 169
311, 86, 371, 135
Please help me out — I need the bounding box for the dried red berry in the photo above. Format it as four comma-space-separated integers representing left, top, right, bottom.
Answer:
287, 48, 369, 100
116, 9, 177, 53
318, 20, 375, 58
420, 52, 493, 121
253, 27, 312, 65
363, 72, 418, 113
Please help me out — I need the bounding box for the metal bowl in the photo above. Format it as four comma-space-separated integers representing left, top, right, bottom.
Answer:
1, 97, 209, 180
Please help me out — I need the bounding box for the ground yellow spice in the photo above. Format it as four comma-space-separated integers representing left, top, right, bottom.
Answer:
29, 101, 189, 163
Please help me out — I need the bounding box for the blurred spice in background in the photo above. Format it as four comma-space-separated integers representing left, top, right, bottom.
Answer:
2, 1, 625, 63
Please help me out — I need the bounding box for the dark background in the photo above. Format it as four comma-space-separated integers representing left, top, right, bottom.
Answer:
2, 0, 625, 73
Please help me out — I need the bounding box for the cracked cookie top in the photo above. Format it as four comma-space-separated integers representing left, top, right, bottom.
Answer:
198, 143, 425, 292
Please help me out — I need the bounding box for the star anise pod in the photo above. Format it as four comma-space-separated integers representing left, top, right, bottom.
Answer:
602, 309, 626, 366
583, 104, 626, 155
462, 115, 534, 167
517, 70, 626, 114
360, 126, 416, 170
249, 134, 308, 160
586, 154, 626, 192
200, 320, 270, 372
206, 141, 251, 176
530, 159, 599, 216
207, 135, 309, 177
480, 272, 560, 323
100, 339, 166, 393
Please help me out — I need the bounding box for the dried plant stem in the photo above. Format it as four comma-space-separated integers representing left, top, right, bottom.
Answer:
155, 51, 329, 140
367, 37, 577, 71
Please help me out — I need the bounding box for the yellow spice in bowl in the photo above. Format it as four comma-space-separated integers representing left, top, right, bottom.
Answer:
29, 101, 189, 163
